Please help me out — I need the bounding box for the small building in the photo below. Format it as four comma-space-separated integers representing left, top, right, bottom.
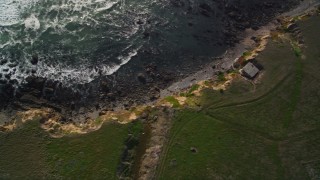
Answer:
240, 62, 260, 79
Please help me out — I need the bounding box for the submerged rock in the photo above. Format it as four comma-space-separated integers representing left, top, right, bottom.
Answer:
0, 59, 8, 65
31, 54, 39, 65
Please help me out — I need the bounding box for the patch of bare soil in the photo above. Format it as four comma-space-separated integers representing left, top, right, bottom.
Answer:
0, 107, 142, 138
137, 107, 174, 180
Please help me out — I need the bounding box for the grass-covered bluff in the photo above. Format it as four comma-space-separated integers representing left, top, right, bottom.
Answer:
156, 15, 320, 179
0, 120, 143, 179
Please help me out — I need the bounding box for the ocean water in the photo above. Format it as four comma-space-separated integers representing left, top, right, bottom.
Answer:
0, 0, 225, 86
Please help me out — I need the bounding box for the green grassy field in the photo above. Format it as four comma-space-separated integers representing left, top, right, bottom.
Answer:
0, 14, 319, 180
157, 15, 320, 179
0, 120, 142, 179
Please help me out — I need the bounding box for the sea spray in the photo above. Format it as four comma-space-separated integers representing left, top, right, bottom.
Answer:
0, 0, 148, 85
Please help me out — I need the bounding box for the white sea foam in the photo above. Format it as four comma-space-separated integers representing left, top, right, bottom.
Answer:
0, 0, 148, 85
0, 0, 39, 26
29, 47, 141, 85
96, 1, 118, 12
24, 14, 41, 30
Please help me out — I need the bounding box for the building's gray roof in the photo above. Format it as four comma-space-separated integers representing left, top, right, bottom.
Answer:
242, 62, 259, 78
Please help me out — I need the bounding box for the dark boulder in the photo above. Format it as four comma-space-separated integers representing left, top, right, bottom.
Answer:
188, 22, 193, 27
0, 59, 8, 65
8, 63, 17, 68
137, 73, 147, 84
0, 79, 7, 84
5, 74, 11, 79
170, 0, 185, 8
136, 19, 144, 25
143, 32, 150, 38
107, 93, 116, 101
25, 76, 46, 90
200, 10, 211, 17
43, 88, 55, 98
1, 83, 15, 97
100, 80, 110, 93
199, 3, 212, 12
31, 54, 39, 65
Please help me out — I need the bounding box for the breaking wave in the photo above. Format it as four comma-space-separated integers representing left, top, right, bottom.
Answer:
0, 0, 152, 84
0, 0, 40, 26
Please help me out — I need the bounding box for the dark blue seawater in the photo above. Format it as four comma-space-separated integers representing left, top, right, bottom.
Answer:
0, 0, 226, 85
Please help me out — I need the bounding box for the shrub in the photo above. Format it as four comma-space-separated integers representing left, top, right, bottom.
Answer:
242, 51, 252, 58
217, 72, 227, 82
189, 84, 200, 93
291, 43, 302, 57
165, 96, 180, 108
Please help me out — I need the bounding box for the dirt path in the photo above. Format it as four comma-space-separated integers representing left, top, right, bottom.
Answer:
136, 107, 174, 180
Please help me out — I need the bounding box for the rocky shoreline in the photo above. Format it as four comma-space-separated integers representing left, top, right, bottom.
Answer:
0, 0, 303, 125
137, 4, 320, 180
0, 1, 319, 178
